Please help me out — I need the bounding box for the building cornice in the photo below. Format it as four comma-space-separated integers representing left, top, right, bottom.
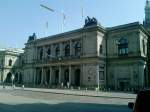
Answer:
107, 22, 150, 37
25, 25, 106, 45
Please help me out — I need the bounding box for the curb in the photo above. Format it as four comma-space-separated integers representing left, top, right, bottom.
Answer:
14, 88, 136, 100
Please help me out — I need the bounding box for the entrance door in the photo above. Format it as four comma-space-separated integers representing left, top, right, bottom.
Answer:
119, 82, 125, 91
54, 70, 59, 85
64, 69, 69, 86
119, 81, 129, 91
18, 73, 23, 84
74, 69, 80, 86
5, 72, 12, 83
14, 73, 18, 84
46, 70, 50, 84
37, 70, 42, 84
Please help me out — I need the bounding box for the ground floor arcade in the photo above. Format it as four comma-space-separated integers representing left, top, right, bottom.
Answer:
35, 65, 81, 87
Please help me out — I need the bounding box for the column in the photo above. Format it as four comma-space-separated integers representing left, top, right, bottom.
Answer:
80, 65, 83, 86
70, 40, 72, 56
33, 68, 36, 85
43, 46, 46, 60
34, 46, 37, 62
69, 65, 72, 85
60, 43, 63, 57
51, 44, 54, 59
41, 67, 44, 84
96, 65, 100, 89
114, 67, 117, 90
49, 66, 52, 85
59, 66, 62, 84
139, 64, 145, 88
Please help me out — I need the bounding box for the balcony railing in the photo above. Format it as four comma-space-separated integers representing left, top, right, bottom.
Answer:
33, 55, 81, 64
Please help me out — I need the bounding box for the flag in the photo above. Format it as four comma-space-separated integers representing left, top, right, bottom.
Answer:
82, 7, 84, 17
62, 11, 66, 23
63, 12, 66, 21
46, 21, 48, 29
61, 10, 66, 32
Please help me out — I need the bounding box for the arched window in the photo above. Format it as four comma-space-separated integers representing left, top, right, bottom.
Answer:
39, 49, 43, 60
55, 45, 60, 57
75, 42, 81, 56
47, 47, 51, 58
65, 44, 70, 57
118, 38, 128, 56
8, 59, 12, 66
143, 40, 146, 55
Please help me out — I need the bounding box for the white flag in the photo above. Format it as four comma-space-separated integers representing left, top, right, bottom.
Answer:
46, 21, 48, 29
82, 7, 84, 17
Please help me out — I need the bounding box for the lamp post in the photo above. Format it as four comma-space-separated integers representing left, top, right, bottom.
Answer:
96, 66, 100, 91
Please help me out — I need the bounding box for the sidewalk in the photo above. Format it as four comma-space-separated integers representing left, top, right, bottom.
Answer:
0, 85, 136, 99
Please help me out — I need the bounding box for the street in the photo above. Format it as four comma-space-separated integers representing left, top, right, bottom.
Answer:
0, 88, 134, 112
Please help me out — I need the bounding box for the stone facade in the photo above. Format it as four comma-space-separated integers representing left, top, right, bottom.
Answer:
23, 26, 106, 88
22, 22, 149, 90
1, 1, 150, 91
0, 22, 149, 91
0, 48, 23, 84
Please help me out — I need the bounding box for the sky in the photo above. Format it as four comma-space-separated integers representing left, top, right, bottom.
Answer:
0, 0, 146, 49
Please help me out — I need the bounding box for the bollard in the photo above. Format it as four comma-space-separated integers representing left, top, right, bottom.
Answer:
78, 87, 80, 90
95, 87, 99, 92
71, 86, 73, 90
13, 85, 15, 89
67, 82, 70, 89
85, 88, 87, 91
22, 85, 24, 90
61, 82, 64, 88
3, 85, 5, 89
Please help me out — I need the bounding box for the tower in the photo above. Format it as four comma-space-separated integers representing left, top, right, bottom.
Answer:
144, 1, 150, 87
144, 0, 150, 31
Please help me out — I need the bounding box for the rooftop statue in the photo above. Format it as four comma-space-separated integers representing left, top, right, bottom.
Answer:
28, 33, 37, 42
84, 16, 98, 27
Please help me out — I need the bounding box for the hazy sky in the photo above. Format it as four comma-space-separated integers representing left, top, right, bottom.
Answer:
0, 0, 146, 49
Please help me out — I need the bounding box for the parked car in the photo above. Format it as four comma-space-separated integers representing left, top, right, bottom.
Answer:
128, 89, 150, 112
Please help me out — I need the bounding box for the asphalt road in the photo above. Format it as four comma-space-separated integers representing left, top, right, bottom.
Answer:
0, 89, 133, 112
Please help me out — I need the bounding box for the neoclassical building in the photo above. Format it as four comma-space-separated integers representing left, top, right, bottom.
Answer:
0, 48, 23, 84
1, 0, 150, 91
22, 21, 149, 90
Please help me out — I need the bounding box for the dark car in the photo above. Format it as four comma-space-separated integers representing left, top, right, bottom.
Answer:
128, 89, 150, 112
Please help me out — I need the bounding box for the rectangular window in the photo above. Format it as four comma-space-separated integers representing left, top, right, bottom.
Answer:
118, 38, 128, 56
99, 71, 104, 80
100, 45, 103, 54
99, 65, 104, 80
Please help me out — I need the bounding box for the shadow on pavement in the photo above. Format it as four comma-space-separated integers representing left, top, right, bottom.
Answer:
0, 102, 132, 112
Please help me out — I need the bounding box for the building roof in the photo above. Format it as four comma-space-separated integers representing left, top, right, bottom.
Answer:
25, 21, 150, 46
0, 48, 24, 54
107, 22, 150, 36
25, 24, 106, 45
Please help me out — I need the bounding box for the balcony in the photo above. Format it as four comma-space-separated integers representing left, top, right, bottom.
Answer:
34, 55, 81, 64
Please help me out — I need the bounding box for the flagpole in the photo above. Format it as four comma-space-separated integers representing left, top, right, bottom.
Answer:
61, 10, 64, 33
61, 10, 66, 33
81, 0, 85, 27
45, 21, 48, 36
40, 4, 67, 34
40, 4, 54, 36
